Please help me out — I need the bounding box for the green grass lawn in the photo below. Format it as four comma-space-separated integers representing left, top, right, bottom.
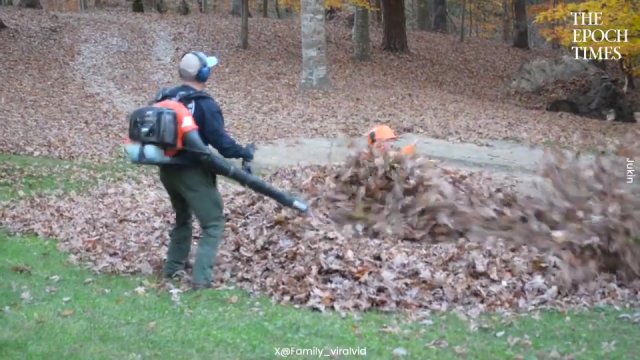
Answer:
0, 153, 140, 201
2, 234, 639, 360
1, 154, 639, 360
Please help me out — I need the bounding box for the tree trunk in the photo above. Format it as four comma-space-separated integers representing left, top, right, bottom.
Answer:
353, 6, 371, 61
513, 0, 528, 49
502, 0, 511, 42
300, 0, 331, 89
231, 0, 241, 16
240, 0, 249, 48
447, 12, 456, 33
416, 0, 431, 30
263, 0, 268, 17
178, 0, 190, 15
621, 59, 636, 92
468, 2, 472, 36
275, 0, 281, 18
460, 0, 465, 42
374, 0, 382, 24
433, 0, 446, 32
382, 0, 409, 52
404, 0, 416, 30
552, 0, 559, 49
133, 0, 144, 12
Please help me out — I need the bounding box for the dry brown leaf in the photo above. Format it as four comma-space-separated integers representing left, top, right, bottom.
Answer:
10, 265, 32, 274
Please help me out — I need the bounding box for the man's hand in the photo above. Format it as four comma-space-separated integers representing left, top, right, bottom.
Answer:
245, 143, 257, 159
242, 143, 257, 174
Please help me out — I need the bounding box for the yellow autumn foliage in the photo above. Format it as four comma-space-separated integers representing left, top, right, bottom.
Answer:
534, 0, 640, 76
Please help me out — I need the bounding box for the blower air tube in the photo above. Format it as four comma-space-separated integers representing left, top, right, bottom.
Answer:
183, 132, 309, 213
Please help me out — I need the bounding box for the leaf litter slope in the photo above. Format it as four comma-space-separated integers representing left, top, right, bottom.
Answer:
2, 136, 639, 316
0, 8, 634, 164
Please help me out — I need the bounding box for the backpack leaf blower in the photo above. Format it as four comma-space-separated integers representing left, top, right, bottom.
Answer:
124, 103, 309, 214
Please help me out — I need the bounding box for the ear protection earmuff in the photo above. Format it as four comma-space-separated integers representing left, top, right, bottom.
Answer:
190, 51, 210, 83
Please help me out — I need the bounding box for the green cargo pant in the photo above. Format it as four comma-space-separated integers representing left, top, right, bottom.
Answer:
159, 165, 225, 286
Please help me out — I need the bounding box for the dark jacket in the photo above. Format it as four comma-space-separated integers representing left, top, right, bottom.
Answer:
157, 85, 253, 161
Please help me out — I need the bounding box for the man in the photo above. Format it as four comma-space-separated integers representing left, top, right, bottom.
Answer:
366, 125, 416, 156
156, 51, 255, 290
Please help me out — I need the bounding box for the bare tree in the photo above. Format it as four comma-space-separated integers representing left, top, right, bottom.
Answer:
353, 6, 371, 60
513, 0, 528, 49
460, 0, 466, 42
502, 0, 511, 42
552, 0, 559, 49
373, 0, 382, 24
468, 0, 472, 36
416, 0, 431, 31
300, 0, 331, 89
382, 0, 409, 52
240, 0, 249, 48
231, 0, 241, 15
433, 0, 447, 32
232, 0, 252, 16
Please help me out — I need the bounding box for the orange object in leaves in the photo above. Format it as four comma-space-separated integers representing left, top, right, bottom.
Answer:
401, 143, 416, 156
367, 125, 397, 145
153, 99, 199, 157
366, 125, 416, 156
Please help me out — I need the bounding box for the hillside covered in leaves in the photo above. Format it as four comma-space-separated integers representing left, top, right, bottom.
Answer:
0, 7, 634, 163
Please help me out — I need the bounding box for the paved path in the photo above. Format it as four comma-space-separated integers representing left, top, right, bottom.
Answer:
253, 134, 598, 173
248, 134, 576, 197
248, 134, 638, 198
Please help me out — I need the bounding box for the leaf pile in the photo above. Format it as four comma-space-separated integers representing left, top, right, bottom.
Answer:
215, 143, 640, 313
0, 175, 173, 275
320, 150, 493, 242
3, 137, 639, 315
479, 139, 640, 286
303, 136, 640, 287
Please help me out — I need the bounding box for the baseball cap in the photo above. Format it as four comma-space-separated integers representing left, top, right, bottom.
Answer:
178, 51, 219, 81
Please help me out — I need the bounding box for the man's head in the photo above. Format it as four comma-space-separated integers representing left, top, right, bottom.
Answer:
178, 51, 219, 89
365, 125, 416, 156
367, 125, 397, 151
